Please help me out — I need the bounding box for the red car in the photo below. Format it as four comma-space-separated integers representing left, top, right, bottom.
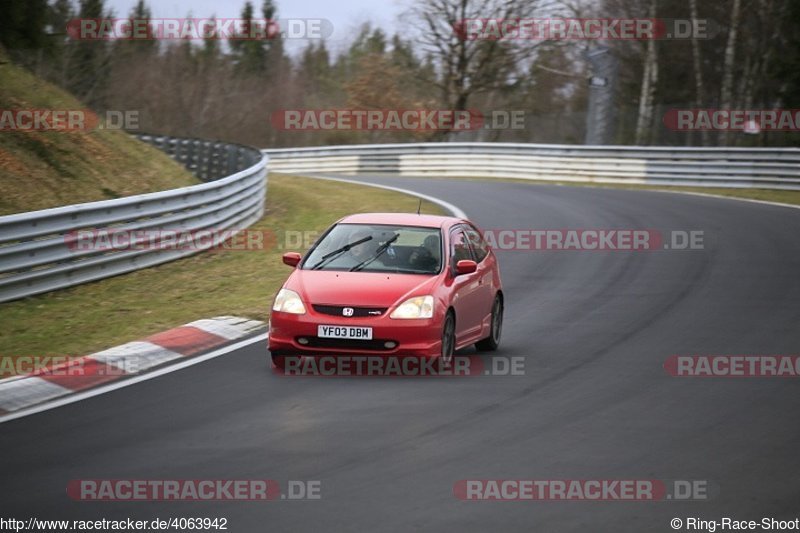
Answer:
268, 213, 504, 368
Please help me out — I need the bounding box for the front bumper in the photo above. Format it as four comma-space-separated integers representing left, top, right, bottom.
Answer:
268, 310, 442, 357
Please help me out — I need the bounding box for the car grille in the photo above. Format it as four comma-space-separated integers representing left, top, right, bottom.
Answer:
299, 337, 395, 351
312, 305, 388, 317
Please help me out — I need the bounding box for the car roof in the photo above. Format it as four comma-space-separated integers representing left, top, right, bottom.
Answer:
337, 212, 466, 228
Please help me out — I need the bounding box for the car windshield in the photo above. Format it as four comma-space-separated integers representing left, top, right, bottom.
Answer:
302, 223, 443, 275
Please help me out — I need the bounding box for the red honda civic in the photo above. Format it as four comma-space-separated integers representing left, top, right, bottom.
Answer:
268, 212, 504, 368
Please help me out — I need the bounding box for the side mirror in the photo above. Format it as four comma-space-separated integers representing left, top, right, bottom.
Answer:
282, 252, 301, 267
455, 259, 477, 275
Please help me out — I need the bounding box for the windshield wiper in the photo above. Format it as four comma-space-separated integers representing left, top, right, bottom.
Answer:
350, 234, 399, 272
310, 236, 373, 270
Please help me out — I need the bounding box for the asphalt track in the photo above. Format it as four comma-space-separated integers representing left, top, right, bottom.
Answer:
1, 177, 799, 532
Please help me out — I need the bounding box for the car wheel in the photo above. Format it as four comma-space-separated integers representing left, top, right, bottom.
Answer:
476, 295, 503, 351
270, 352, 297, 370
440, 312, 456, 366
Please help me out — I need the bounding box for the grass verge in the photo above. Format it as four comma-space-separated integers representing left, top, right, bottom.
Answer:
0, 174, 445, 366
378, 175, 800, 207
0, 60, 197, 215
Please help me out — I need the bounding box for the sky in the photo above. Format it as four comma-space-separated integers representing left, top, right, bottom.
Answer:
103, 0, 409, 55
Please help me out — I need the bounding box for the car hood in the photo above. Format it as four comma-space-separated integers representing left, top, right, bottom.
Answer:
285, 270, 439, 307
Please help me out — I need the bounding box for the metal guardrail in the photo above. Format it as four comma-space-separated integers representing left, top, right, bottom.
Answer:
264, 142, 800, 190
0, 135, 268, 303
136, 134, 263, 182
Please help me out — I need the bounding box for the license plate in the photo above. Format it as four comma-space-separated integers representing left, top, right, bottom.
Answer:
317, 325, 373, 340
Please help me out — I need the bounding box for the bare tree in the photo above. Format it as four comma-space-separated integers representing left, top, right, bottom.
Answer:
719, 0, 741, 145
405, 0, 565, 137
634, 0, 658, 144
688, 0, 709, 146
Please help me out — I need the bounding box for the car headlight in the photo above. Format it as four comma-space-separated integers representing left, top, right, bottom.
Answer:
390, 295, 434, 319
272, 288, 306, 314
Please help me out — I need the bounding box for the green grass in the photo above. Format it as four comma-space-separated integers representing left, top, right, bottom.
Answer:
384, 175, 800, 207
0, 174, 445, 366
541, 180, 800, 206
634, 186, 800, 206
0, 60, 197, 215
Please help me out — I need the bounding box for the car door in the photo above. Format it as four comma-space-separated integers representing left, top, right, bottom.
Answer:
448, 226, 483, 343
463, 225, 495, 332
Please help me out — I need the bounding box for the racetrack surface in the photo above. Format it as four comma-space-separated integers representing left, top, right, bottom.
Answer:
1, 178, 799, 532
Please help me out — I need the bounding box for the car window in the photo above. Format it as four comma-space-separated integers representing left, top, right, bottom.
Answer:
302, 223, 442, 274
464, 226, 489, 263
450, 228, 475, 268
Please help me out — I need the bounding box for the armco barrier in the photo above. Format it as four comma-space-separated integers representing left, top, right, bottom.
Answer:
263, 142, 800, 190
136, 134, 262, 182
0, 135, 267, 303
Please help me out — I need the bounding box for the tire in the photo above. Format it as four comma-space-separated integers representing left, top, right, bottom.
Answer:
440, 312, 456, 366
475, 295, 503, 352
270, 352, 297, 370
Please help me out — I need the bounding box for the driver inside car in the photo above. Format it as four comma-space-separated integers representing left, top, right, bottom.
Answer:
408, 234, 441, 272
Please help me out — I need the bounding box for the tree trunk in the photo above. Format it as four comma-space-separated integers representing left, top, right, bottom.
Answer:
689, 0, 709, 146
635, 0, 659, 145
719, 0, 742, 145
